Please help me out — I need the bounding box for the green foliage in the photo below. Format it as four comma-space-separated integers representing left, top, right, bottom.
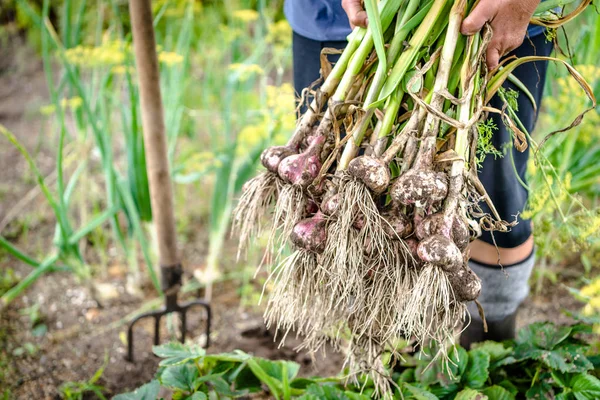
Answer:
0, 267, 17, 297
116, 322, 600, 399
475, 118, 503, 168
0, 0, 293, 304
58, 352, 108, 400
525, 7, 600, 279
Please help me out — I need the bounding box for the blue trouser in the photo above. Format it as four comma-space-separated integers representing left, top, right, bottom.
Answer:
291, 31, 553, 249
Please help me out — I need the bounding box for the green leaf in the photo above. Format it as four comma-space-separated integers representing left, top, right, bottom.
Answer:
570, 374, 600, 400
482, 385, 516, 400
397, 368, 415, 384
291, 378, 317, 390
516, 323, 571, 350
430, 383, 460, 399
552, 371, 570, 388
299, 384, 356, 400
210, 376, 244, 397
345, 392, 371, 400
555, 393, 572, 400
537, 324, 573, 350
402, 69, 422, 94
526, 381, 555, 399
569, 324, 594, 335
113, 380, 160, 400
588, 355, 600, 370
230, 363, 262, 392
160, 364, 198, 391
534, 0, 580, 14
246, 358, 282, 400
364, 0, 386, 72
153, 342, 205, 366
378, 0, 447, 101
464, 349, 490, 389
516, 346, 594, 374
416, 362, 443, 386
203, 350, 250, 364
404, 383, 438, 400
471, 341, 513, 362
185, 393, 207, 400
497, 380, 519, 396
455, 388, 486, 400
450, 346, 470, 379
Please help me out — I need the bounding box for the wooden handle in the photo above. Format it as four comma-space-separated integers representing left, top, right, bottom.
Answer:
129, 0, 179, 269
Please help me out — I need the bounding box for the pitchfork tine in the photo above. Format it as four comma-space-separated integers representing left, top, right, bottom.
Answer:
126, 265, 212, 362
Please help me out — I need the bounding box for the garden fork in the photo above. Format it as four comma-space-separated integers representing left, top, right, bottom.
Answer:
126, 0, 211, 362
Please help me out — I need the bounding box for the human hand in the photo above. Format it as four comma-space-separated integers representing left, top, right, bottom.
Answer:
461, 0, 541, 69
342, 0, 368, 28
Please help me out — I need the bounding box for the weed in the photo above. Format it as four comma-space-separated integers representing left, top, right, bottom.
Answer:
58, 352, 109, 400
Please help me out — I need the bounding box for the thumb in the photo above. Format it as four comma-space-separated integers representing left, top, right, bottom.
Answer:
461, 2, 497, 35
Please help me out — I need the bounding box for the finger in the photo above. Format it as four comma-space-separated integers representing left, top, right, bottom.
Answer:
504, 36, 525, 55
342, 0, 368, 28
486, 45, 502, 70
461, 2, 497, 35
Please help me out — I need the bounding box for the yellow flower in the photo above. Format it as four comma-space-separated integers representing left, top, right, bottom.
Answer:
159, 51, 184, 66
267, 20, 292, 49
220, 24, 243, 44
63, 97, 83, 112
64, 40, 127, 68
232, 9, 259, 24
228, 63, 264, 82
581, 277, 600, 298
40, 104, 56, 116
40, 97, 83, 115
111, 65, 135, 75
237, 124, 267, 154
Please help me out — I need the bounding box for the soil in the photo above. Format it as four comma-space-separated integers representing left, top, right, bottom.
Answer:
0, 35, 586, 400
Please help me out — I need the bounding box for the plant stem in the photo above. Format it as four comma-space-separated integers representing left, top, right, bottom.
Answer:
414, 0, 467, 170
289, 28, 367, 148
1, 254, 60, 309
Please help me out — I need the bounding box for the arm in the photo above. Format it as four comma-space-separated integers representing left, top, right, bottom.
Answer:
461, 0, 542, 69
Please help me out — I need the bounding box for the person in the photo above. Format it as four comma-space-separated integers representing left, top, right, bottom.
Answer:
283, 0, 553, 347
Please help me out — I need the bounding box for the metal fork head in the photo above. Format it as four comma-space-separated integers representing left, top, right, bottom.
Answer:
126, 264, 212, 362
126, 294, 212, 362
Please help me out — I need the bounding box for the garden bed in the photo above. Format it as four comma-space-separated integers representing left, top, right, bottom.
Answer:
0, 28, 589, 400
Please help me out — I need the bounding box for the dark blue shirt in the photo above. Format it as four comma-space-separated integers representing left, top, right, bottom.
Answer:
284, 0, 545, 42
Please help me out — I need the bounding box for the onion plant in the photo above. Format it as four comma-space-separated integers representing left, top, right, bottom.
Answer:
1, 0, 204, 305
